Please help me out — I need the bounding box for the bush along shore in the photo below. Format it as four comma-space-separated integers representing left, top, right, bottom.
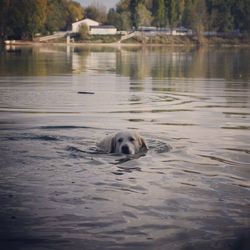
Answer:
150, 34, 250, 47
3, 34, 250, 47
57, 34, 250, 47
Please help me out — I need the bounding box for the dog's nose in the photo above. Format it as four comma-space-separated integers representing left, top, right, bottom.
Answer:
121, 145, 130, 154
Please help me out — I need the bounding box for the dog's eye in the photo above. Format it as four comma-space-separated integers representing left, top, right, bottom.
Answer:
129, 137, 135, 142
118, 138, 123, 143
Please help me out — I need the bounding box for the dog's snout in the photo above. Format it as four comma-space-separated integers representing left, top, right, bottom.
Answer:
121, 145, 130, 154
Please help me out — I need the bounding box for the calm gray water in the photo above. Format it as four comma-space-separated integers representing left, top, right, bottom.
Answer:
0, 45, 249, 250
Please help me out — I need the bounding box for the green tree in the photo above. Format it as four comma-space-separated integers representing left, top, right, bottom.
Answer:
129, 0, 138, 29
0, 0, 12, 41
165, 0, 178, 28
209, 0, 234, 32
177, 0, 185, 23
219, 6, 234, 32
125, 0, 250, 33
120, 11, 132, 30
152, 0, 166, 27
79, 23, 89, 40
234, 0, 250, 32
115, 0, 133, 30
66, 1, 84, 30
136, 2, 152, 27
85, 3, 107, 23
182, 0, 207, 43
8, 0, 48, 39
144, 0, 153, 10
107, 8, 122, 29
107, 8, 131, 30
45, 0, 67, 33
116, 0, 131, 13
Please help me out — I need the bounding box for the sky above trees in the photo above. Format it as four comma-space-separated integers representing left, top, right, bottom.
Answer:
76, 0, 118, 9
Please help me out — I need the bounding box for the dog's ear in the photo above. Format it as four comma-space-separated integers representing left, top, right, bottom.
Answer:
110, 136, 116, 153
139, 136, 148, 151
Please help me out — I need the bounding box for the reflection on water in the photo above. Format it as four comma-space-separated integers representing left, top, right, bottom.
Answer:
1, 45, 250, 80
0, 45, 250, 250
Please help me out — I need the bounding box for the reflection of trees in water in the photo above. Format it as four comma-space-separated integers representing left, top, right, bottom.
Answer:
114, 47, 250, 98
117, 47, 201, 80
116, 47, 250, 82
73, 47, 118, 74
1, 46, 250, 82
1, 46, 72, 76
116, 48, 151, 80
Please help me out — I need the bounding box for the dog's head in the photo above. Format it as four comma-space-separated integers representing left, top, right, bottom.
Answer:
111, 131, 148, 155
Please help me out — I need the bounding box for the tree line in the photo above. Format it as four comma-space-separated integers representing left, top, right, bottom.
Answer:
1, 0, 249, 41
0, 0, 84, 40
107, 0, 250, 34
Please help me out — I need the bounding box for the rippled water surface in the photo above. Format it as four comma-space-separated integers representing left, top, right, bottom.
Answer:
0, 46, 249, 250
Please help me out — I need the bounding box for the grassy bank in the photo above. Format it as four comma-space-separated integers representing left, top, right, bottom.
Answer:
72, 34, 250, 47
3, 34, 250, 47
121, 34, 250, 47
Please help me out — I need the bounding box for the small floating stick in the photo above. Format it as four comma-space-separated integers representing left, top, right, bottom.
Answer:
78, 91, 95, 95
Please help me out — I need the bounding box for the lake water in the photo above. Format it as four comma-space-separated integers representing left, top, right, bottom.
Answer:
0, 45, 249, 250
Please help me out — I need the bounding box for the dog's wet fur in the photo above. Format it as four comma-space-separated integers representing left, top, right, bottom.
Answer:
97, 131, 148, 155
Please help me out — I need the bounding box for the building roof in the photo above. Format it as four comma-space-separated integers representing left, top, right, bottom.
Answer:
72, 18, 99, 25
90, 25, 116, 29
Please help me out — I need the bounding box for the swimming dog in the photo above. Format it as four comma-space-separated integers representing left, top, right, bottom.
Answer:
97, 131, 148, 155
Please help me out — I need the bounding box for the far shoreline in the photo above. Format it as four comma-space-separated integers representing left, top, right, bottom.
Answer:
2, 36, 250, 48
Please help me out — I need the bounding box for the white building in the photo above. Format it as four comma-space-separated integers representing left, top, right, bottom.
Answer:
172, 27, 192, 36
72, 18, 99, 33
89, 26, 117, 35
